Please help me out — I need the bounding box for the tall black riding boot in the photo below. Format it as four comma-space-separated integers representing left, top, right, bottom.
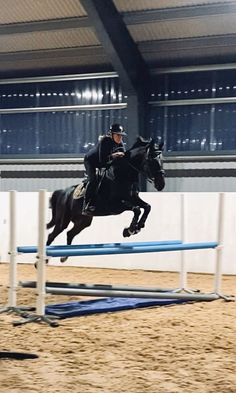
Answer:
82, 181, 96, 214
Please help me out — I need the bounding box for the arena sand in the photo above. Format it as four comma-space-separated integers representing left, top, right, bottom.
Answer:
0, 263, 236, 393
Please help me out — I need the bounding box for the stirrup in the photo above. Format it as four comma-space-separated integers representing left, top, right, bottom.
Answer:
82, 203, 95, 215
86, 205, 95, 212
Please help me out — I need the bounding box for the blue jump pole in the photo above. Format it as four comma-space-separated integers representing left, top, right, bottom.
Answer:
17, 240, 182, 254
45, 242, 218, 258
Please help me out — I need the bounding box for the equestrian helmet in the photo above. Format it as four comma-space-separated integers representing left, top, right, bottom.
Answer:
109, 123, 127, 136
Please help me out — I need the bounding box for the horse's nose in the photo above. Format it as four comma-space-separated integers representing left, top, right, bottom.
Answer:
155, 176, 165, 191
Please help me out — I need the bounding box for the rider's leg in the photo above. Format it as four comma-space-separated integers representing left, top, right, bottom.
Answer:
83, 159, 97, 213
84, 181, 97, 209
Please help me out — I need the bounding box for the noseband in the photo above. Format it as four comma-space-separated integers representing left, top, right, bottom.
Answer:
144, 150, 165, 184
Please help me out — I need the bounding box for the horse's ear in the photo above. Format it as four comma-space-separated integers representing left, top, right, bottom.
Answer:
136, 136, 145, 143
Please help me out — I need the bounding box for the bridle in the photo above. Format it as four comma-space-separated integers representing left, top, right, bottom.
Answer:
144, 149, 165, 184
126, 145, 164, 184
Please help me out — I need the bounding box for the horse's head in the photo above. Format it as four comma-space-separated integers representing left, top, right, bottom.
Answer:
145, 139, 165, 191
127, 136, 165, 191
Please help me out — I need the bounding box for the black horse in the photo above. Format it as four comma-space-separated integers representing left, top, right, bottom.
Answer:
46, 137, 165, 261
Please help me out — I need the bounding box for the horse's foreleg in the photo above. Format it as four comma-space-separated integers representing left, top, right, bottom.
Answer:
135, 200, 151, 230
137, 203, 151, 230
60, 215, 93, 263
122, 203, 141, 237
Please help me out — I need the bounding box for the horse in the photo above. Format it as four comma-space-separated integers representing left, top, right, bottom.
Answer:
46, 136, 165, 262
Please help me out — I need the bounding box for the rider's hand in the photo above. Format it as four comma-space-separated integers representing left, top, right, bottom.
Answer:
111, 152, 125, 159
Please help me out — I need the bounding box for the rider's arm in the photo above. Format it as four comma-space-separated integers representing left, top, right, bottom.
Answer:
110, 141, 125, 158
99, 137, 125, 167
98, 137, 113, 167
111, 151, 125, 158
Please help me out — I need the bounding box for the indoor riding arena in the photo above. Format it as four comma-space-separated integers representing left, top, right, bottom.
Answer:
1, 1, 236, 393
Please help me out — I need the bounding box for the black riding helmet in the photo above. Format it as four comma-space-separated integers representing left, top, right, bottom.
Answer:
109, 123, 127, 136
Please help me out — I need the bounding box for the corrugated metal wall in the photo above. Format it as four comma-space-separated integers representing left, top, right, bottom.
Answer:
3, 157, 236, 192
0, 159, 84, 191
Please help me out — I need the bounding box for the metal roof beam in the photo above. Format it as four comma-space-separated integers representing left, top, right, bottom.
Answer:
2, 1, 236, 35
139, 34, 236, 53
0, 17, 90, 35
152, 63, 236, 74
123, 2, 236, 24
0, 34, 234, 64
80, 0, 150, 95
0, 46, 104, 62
1, 2, 235, 36
0, 72, 118, 84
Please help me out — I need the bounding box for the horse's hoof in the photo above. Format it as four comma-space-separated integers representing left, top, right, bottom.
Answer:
123, 228, 131, 237
34, 258, 49, 268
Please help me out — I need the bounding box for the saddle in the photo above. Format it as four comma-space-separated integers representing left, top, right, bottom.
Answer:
73, 183, 86, 199
73, 170, 106, 201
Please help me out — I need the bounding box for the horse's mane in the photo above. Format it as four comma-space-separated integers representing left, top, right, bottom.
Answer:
128, 136, 152, 151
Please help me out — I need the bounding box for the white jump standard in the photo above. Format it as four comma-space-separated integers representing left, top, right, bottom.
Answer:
0, 191, 34, 317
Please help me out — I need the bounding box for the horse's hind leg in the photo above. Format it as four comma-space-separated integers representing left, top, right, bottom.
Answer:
34, 219, 70, 269
60, 215, 93, 263
46, 217, 70, 246
46, 218, 55, 230
67, 216, 92, 245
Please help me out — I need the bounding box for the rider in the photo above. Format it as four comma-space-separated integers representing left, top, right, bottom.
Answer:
82, 123, 127, 214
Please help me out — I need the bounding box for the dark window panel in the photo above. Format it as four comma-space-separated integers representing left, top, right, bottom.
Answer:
149, 72, 213, 102
147, 107, 165, 142
167, 105, 211, 152
0, 108, 128, 156
148, 105, 211, 153
214, 104, 236, 150
215, 70, 236, 98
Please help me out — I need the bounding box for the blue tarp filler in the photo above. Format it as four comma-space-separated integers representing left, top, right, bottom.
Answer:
45, 297, 195, 319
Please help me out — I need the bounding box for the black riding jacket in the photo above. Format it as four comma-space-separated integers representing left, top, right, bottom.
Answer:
85, 136, 125, 168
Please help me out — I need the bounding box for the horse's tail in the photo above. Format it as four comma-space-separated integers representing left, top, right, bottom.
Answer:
46, 189, 62, 229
